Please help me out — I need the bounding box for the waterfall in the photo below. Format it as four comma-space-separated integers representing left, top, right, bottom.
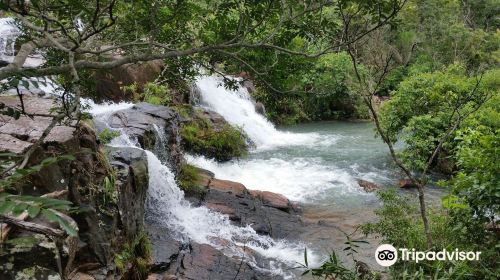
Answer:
89, 102, 317, 279
0, 18, 19, 61
195, 76, 318, 150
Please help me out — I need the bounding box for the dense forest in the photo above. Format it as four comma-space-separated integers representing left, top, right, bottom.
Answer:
0, 0, 498, 280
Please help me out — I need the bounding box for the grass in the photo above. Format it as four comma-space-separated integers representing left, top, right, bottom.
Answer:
114, 231, 152, 280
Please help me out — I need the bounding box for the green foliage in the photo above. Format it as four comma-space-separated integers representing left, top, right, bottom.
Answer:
379, 65, 498, 171
180, 110, 248, 161
114, 231, 152, 280
0, 155, 78, 236
299, 235, 376, 280
177, 163, 205, 196
124, 82, 172, 106
142, 82, 171, 105
98, 128, 120, 144
363, 190, 499, 279
0, 194, 78, 237
0, 155, 75, 191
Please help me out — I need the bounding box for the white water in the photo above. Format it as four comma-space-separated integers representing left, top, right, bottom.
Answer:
0, 18, 19, 61
195, 76, 321, 150
192, 75, 386, 203
0, 18, 57, 96
89, 102, 318, 278
188, 154, 365, 202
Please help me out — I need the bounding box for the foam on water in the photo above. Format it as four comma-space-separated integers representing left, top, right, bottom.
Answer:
187, 155, 369, 202
86, 100, 318, 278
0, 18, 19, 61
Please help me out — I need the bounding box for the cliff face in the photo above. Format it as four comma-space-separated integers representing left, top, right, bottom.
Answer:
0, 95, 152, 279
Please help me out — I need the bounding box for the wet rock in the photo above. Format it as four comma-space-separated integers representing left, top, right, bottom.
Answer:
398, 179, 419, 188
94, 59, 164, 102
169, 243, 272, 280
208, 178, 247, 195
105, 102, 182, 172
107, 146, 149, 239
254, 102, 266, 115
357, 179, 379, 192
249, 190, 290, 212
146, 224, 181, 272
192, 169, 304, 239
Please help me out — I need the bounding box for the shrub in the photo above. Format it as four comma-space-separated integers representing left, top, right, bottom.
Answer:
363, 190, 499, 279
180, 112, 248, 161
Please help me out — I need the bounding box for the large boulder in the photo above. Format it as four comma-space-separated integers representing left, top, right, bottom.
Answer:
103, 102, 182, 172
191, 169, 304, 239
94, 59, 164, 102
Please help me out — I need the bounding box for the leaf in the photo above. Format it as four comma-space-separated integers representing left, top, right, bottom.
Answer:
5, 236, 39, 247
27, 205, 41, 218
41, 209, 78, 236
0, 200, 15, 214
11, 202, 28, 216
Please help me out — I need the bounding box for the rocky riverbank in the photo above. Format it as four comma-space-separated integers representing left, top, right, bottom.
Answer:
0, 93, 309, 280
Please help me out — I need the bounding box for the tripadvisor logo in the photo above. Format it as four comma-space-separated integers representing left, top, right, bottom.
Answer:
375, 244, 481, 267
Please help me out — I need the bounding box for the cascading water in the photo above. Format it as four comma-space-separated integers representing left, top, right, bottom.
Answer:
0, 18, 19, 62
88, 101, 318, 279
0, 18, 59, 95
195, 76, 320, 150
191, 75, 392, 203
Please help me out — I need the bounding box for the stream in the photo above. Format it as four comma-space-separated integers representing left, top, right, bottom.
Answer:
189, 76, 445, 271
1, 16, 444, 277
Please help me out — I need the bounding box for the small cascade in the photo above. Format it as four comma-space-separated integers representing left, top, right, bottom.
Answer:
195, 75, 318, 150
0, 18, 19, 61
88, 102, 317, 279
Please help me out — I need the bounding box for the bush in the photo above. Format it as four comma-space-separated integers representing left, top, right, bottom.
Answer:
180, 111, 248, 161
362, 190, 499, 279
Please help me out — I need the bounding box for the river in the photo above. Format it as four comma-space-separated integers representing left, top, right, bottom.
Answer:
189, 76, 445, 272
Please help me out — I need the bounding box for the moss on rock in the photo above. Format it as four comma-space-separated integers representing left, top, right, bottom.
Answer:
177, 163, 206, 196
178, 107, 248, 161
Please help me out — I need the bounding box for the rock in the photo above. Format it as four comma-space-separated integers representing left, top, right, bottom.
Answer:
357, 179, 379, 192
398, 179, 419, 188
146, 224, 182, 272
249, 190, 290, 212
254, 102, 266, 115
0, 133, 32, 154
70, 272, 95, 280
205, 202, 238, 221
105, 102, 182, 172
0, 95, 78, 157
191, 169, 304, 239
94, 59, 164, 102
208, 178, 247, 195
168, 243, 272, 280
0, 60, 8, 67
107, 146, 149, 239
